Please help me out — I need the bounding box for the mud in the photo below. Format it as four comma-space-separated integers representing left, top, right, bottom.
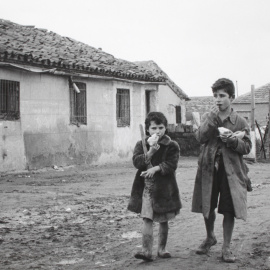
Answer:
0, 157, 270, 270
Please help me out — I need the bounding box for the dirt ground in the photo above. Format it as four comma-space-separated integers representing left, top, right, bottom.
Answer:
0, 157, 270, 270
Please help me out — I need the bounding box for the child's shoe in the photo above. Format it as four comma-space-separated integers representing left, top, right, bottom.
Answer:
157, 250, 171, 258
135, 234, 153, 262
196, 237, 217, 254
134, 251, 153, 262
157, 229, 171, 258
222, 248, 235, 263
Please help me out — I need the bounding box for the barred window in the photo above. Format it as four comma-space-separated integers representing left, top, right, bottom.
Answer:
0, 79, 20, 121
116, 89, 130, 127
70, 82, 87, 125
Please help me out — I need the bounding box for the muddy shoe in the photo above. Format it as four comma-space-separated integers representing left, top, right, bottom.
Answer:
196, 237, 217, 255
134, 251, 153, 262
222, 249, 235, 263
158, 250, 171, 258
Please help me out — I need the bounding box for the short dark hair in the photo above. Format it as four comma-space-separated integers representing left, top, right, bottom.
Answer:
145, 112, 168, 135
211, 78, 235, 99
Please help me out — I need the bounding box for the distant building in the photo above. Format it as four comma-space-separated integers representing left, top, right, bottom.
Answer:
185, 96, 214, 121
232, 83, 270, 126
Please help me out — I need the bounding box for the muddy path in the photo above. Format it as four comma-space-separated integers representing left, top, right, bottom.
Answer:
0, 157, 270, 270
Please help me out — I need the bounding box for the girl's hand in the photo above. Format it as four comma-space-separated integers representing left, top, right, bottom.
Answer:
147, 145, 160, 159
147, 134, 159, 146
140, 166, 160, 178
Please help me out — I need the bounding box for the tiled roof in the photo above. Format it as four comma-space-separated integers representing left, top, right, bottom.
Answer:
233, 83, 270, 104
134, 61, 189, 100
186, 96, 214, 113
0, 19, 165, 82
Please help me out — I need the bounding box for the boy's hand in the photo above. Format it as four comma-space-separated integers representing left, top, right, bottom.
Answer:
209, 105, 220, 126
219, 134, 229, 142
232, 130, 245, 139
220, 134, 236, 144
209, 105, 219, 118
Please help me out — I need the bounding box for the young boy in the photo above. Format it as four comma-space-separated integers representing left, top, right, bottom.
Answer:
192, 78, 252, 262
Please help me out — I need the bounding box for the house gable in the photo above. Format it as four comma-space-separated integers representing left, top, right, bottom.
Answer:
134, 60, 189, 100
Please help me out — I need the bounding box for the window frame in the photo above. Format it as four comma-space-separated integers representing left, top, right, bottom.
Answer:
69, 81, 87, 125
0, 79, 20, 121
175, 105, 182, 124
116, 88, 130, 127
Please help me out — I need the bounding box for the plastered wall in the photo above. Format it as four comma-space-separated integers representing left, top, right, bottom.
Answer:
232, 103, 269, 126
158, 84, 186, 124
0, 68, 163, 171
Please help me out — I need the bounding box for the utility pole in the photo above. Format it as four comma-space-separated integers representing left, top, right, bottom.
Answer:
251, 85, 255, 131
236, 81, 238, 97
268, 88, 270, 159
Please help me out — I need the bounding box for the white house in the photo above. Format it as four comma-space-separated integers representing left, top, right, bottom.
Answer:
0, 19, 188, 172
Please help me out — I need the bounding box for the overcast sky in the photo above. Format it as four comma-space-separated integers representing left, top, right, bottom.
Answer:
1, 0, 270, 97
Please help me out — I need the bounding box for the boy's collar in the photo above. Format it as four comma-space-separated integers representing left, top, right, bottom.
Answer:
228, 109, 237, 124
220, 109, 236, 124
217, 108, 237, 125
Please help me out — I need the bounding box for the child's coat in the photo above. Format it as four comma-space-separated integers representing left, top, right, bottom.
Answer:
128, 135, 182, 214
192, 110, 252, 221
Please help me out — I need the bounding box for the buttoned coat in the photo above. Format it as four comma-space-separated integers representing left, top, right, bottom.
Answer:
192, 110, 251, 221
127, 135, 182, 214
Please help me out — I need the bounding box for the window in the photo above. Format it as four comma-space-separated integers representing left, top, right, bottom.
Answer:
70, 82, 87, 125
116, 89, 130, 127
0, 79, 20, 120
145, 90, 151, 115
176, 105, 181, 123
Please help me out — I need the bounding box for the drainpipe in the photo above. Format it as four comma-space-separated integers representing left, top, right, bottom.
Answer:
69, 76, 80, 93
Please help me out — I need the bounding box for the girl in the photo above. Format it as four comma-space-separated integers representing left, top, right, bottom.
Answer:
128, 112, 182, 261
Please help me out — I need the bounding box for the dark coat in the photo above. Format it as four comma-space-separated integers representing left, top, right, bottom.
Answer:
127, 135, 182, 214
192, 110, 252, 221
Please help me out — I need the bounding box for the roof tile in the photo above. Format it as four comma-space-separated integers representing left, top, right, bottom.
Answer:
233, 83, 270, 104
0, 19, 165, 82
134, 60, 189, 100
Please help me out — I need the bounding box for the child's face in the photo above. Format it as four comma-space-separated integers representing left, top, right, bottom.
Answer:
148, 121, 166, 137
213, 89, 233, 112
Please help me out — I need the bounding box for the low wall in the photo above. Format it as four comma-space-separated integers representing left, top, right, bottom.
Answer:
168, 132, 201, 157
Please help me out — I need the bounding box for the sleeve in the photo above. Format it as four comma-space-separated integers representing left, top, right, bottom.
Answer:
159, 141, 180, 175
227, 119, 252, 155
195, 112, 219, 144
132, 141, 150, 170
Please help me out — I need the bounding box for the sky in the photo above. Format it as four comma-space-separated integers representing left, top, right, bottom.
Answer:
1, 0, 270, 97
